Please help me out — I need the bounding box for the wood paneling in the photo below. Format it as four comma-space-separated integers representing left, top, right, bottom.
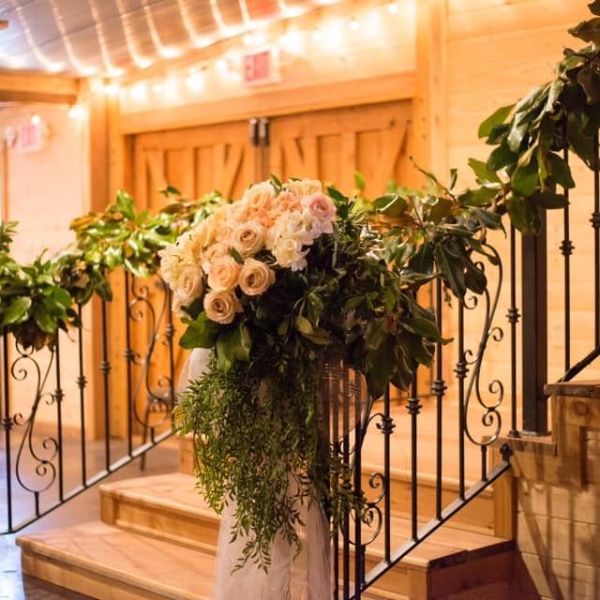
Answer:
0, 71, 78, 103
269, 100, 412, 195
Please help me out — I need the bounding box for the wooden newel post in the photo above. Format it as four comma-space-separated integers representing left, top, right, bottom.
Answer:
521, 215, 550, 435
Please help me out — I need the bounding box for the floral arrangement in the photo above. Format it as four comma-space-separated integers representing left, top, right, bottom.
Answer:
163, 177, 443, 568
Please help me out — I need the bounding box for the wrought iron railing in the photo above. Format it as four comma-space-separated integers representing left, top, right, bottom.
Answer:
0, 270, 176, 535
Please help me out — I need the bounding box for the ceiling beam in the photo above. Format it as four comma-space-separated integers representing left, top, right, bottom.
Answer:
0, 71, 79, 104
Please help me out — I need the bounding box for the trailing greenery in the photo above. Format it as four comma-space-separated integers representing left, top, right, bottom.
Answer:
471, 0, 600, 233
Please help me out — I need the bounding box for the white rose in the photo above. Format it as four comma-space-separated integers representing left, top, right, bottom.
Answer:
238, 258, 275, 296
204, 289, 242, 325
242, 181, 276, 206
207, 255, 242, 291
271, 235, 308, 271
177, 264, 203, 301
230, 221, 265, 257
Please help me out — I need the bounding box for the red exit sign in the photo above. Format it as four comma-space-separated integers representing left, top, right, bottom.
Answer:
242, 48, 280, 86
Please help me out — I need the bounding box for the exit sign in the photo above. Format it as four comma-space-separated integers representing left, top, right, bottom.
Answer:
242, 48, 280, 86
18, 122, 46, 154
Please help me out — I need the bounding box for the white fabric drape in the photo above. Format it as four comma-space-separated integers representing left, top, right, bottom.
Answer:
181, 348, 331, 600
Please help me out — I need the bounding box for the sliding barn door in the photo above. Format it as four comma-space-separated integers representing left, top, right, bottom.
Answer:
268, 100, 413, 194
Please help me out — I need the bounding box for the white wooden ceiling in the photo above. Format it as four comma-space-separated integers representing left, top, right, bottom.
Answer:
0, 0, 318, 77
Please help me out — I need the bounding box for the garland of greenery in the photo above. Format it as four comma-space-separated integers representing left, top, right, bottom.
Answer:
0, 188, 223, 349
469, 0, 600, 233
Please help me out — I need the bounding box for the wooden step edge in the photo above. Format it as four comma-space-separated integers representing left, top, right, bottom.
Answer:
113, 518, 217, 555
17, 529, 211, 600
101, 485, 217, 523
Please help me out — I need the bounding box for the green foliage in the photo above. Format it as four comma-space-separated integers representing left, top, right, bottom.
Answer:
0, 188, 224, 349
473, 3, 600, 233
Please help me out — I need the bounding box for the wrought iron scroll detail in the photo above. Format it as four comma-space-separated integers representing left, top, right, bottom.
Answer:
462, 242, 505, 446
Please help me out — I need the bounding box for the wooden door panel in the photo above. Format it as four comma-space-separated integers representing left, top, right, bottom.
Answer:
269, 101, 412, 194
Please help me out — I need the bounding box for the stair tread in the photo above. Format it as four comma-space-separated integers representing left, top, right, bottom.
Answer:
101, 472, 511, 568
18, 521, 214, 600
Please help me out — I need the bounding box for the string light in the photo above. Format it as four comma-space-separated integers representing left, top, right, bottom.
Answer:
68, 105, 88, 120
130, 82, 148, 102
387, 1, 399, 14
141, 0, 182, 59
104, 81, 121, 96
88, 0, 123, 76
186, 69, 205, 92
47, 0, 97, 76
115, 0, 154, 70
7, 0, 64, 72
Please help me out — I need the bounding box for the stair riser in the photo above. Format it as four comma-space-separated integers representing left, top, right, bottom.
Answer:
179, 439, 494, 532
361, 471, 494, 533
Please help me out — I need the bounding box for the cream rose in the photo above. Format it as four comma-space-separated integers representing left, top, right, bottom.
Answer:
177, 264, 204, 301
243, 181, 276, 206
284, 179, 323, 197
238, 258, 275, 296
201, 242, 230, 273
230, 221, 265, 257
207, 255, 242, 291
203, 289, 242, 324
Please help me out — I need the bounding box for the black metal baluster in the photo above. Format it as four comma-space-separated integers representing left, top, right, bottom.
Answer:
124, 271, 133, 456
76, 304, 87, 485
166, 286, 176, 413
382, 386, 393, 563
455, 300, 467, 500
593, 131, 600, 348
562, 126, 573, 372
433, 278, 446, 519
342, 365, 350, 600
330, 364, 339, 600
508, 225, 520, 437
2, 333, 12, 532
407, 371, 421, 541
100, 299, 111, 470
54, 335, 64, 502
353, 370, 363, 597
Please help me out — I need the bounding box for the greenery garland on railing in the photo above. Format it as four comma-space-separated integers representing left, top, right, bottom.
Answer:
470, 1, 600, 234
0, 188, 224, 349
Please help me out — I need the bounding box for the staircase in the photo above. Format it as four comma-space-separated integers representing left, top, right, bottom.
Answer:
17, 436, 515, 600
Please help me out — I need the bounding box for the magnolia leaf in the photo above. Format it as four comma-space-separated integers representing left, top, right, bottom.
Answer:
180, 312, 220, 349
468, 158, 500, 183
428, 197, 453, 223
569, 17, 600, 45
434, 243, 466, 298
295, 315, 314, 335
2, 296, 31, 326
459, 186, 497, 207
590, 0, 600, 16
511, 160, 539, 196
354, 171, 366, 192
487, 143, 517, 172
408, 317, 440, 341
546, 153, 576, 189
463, 260, 487, 295
373, 194, 408, 218
577, 64, 600, 104
478, 104, 514, 139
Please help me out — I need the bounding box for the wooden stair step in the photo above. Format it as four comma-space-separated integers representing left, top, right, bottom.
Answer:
100, 472, 514, 598
179, 436, 496, 532
17, 521, 215, 600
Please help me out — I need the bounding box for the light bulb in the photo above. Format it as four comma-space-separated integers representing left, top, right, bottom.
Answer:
159, 47, 182, 59
104, 81, 121, 96
130, 82, 148, 102
312, 28, 323, 42
30, 114, 41, 125
186, 70, 204, 92
387, 1, 399, 14
348, 18, 359, 32
68, 105, 88, 120
152, 81, 164, 94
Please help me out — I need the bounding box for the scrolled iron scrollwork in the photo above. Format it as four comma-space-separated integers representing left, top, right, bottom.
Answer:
462, 243, 505, 447
11, 341, 59, 494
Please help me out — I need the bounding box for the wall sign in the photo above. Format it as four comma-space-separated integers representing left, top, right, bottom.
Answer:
17, 121, 47, 154
242, 48, 280, 86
